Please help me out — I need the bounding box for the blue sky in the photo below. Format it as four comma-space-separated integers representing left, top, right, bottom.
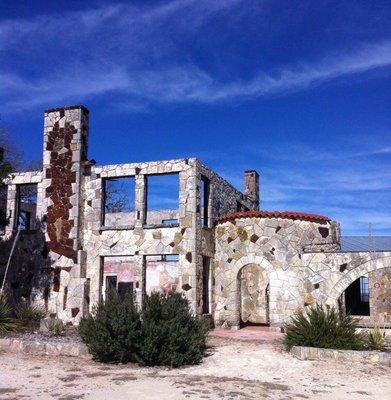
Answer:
0, 0, 390, 235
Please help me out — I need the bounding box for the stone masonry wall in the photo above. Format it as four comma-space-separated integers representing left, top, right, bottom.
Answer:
195, 161, 258, 314
301, 250, 391, 324
82, 159, 199, 314
369, 269, 391, 324
41, 106, 89, 322
3, 104, 389, 328
213, 215, 341, 327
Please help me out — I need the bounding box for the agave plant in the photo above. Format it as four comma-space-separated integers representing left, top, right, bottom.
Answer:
362, 326, 386, 350
0, 294, 19, 333
15, 301, 45, 330
284, 304, 364, 350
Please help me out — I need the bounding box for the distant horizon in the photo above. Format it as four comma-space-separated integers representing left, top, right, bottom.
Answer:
1, 0, 390, 235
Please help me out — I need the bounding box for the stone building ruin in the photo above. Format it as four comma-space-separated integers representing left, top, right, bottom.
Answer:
1, 105, 390, 328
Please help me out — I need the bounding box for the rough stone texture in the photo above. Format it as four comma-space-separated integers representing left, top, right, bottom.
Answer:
301, 250, 391, 323
0, 337, 89, 358
369, 269, 391, 323
240, 264, 269, 324
290, 345, 391, 365
1, 104, 390, 328
214, 215, 391, 327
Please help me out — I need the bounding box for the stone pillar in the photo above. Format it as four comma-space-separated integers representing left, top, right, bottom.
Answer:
135, 173, 146, 226
244, 170, 260, 209
42, 105, 89, 322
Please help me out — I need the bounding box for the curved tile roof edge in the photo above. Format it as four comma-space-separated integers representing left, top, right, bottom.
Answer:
215, 210, 331, 224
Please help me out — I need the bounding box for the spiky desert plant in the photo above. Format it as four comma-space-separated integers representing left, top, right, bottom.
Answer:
284, 304, 364, 350
0, 294, 19, 333
15, 301, 45, 330
363, 327, 386, 350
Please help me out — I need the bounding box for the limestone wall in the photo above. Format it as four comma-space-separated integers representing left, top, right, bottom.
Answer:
81, 159, 198, 315
301, 250, 391, 323
213, 214, 341, 327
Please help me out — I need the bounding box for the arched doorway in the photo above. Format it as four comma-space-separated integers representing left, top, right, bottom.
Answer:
339, 276, 370, 316
238, 264, 269, 326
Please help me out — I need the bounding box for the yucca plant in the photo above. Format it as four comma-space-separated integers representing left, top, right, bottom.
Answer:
15, 301, 45, 330
0, 294, 19, 333
363, 327, 386, 350
45, 319, 65, 336
284, 304, 364, 350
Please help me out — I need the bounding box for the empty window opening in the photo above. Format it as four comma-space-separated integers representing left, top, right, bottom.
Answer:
342, 276, 370, 316
103, 177, 135, 227
145, 174, 179, 225
162, 254, 179, 262
360, 276, 369, 302
200, 177, 210, 227
145, 254, 180, 295
202, 257, 211, 314
16, 184, 38, 231
101, 256, 138, 303
162, 218, 178, 225
0, 185, 7, 234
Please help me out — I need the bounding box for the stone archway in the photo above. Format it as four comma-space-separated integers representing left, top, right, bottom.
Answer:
321, 253, 391, 324
238, 264, 269, 325
326, 254, 391, 304
221, 255, 275, 328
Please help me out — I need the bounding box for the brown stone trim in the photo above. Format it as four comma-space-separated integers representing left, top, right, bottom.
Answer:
215, 210, 330, 224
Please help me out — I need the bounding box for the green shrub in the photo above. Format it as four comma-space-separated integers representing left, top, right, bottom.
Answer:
15, 301, 45, 330
284, 304, 364, 350
79, 291, 209, 367
79, 291, 142, 363
45, 319, 65, 336
0, 294, 19, 333
139, 292, 209, 367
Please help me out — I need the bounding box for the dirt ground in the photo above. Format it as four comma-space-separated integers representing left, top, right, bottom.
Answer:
0, 338, 390, 400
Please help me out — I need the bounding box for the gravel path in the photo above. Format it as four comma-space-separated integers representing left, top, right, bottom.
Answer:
0, 338, 390, 399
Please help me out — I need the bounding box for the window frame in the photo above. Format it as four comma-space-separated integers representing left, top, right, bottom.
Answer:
14, 183, 38, 232
101, 176, 136, 227
200, 176, 210, 228
145, 173, 180, 226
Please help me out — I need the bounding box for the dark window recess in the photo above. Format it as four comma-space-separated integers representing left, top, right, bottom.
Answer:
145, 174, 179, 225
118, 282, 134, 299
103, 177, 135, 227
344, 276, 370, 316
202, 257, 210, 314
105, 275, 117, 300
200, 177, 210, 227
16, 184, 38, 231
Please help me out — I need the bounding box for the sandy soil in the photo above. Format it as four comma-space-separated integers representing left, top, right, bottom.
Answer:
0, 338, 390, 400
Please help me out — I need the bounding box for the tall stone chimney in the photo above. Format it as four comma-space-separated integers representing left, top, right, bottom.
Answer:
42, 105, 89, 321
244, 170, 260, 209
43, 105, 89, 260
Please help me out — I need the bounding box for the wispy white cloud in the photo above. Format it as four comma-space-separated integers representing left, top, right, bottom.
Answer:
1, 1, 390, 112
205, 138, 391, 235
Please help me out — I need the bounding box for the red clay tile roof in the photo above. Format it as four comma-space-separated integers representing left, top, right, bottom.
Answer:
215, 210, 330, 224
